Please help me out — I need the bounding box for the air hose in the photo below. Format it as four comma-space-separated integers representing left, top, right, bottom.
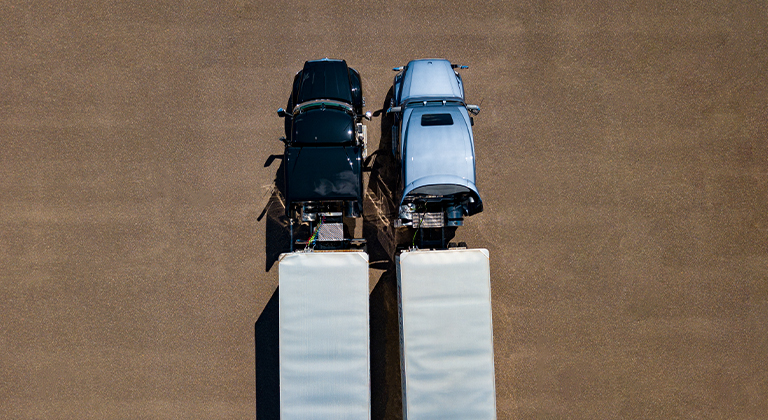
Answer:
411, 205, 426, 248
308, 215, 325, 248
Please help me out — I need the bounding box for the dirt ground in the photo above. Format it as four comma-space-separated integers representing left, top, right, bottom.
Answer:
2, 1, 767, 419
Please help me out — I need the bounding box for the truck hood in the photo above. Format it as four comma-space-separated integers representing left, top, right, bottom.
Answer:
397, 59, 464, 104
296, 59, 353, 104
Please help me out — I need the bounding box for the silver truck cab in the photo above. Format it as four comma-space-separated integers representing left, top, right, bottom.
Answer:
388, 59, 483, 230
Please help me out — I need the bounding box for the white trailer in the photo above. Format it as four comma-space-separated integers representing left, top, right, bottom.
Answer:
396, 248, 497, 420
278, 251, 370, 420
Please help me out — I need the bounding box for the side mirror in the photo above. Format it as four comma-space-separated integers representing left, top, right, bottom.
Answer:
364, 111, 372, 120
279, 136, 288, 144
466, 104, 480, 116
387, 106, 402, 114
277, 108, 287, 118
392, 66, 404, 72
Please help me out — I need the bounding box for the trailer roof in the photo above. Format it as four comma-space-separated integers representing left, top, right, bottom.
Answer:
279, 251, 370, 419
397, 249, 497, 420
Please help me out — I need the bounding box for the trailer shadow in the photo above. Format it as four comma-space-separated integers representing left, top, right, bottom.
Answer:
370, 267, 404, 420
255, 287, 280, 420
366, 89, 405, 419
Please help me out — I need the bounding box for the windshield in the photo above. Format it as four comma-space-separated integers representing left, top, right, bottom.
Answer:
405, 100, 465, 108
294, 100, 354, 116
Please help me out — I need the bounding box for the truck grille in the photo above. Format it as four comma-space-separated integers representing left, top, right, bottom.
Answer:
413, 212, 444, 228
317, 223, 344, 241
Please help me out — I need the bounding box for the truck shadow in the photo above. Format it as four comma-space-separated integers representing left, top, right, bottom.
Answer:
255, 287, 280, 420
367, 89, 405, 420
260, 155, 291, 273
363, 88, 406, 269
260, 93, 295, 273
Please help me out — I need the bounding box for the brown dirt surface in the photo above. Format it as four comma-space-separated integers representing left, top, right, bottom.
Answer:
2, 1, 767, 419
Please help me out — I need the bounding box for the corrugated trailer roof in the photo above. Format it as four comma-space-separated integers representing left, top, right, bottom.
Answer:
397, 248, 497, 420
278, 251, 370, 420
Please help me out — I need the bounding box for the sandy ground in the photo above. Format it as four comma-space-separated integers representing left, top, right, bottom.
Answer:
2, 1, 767, 419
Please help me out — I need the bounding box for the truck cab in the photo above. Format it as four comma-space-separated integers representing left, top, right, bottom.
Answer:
388, 59, 483, 235
277, 59, 370, 250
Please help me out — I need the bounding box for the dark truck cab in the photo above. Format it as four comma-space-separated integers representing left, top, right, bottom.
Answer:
277, 59, 370, 250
